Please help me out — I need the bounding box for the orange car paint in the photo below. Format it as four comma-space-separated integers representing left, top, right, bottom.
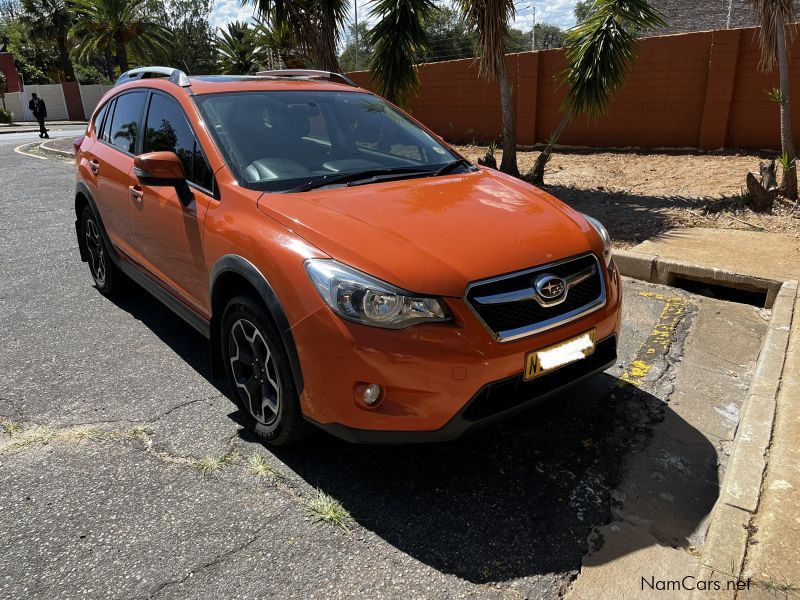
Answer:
75, 75, 622, 439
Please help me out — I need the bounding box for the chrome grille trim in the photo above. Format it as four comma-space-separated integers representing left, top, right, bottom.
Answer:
464, 253, 607, 342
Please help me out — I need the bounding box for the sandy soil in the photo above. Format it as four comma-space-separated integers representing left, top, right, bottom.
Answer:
455, 145, 800, 248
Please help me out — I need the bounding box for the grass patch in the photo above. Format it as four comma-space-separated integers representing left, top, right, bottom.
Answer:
194, 451, 238, 476
61, 426, 106, 442
757, 575, 799, 597
306, 489, 353, 530
126, 425, 150, 442
1, 420, 22, 435
248, 452, 279, 480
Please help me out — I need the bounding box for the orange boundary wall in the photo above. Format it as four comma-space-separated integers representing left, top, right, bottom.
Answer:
348, 27, 799, 151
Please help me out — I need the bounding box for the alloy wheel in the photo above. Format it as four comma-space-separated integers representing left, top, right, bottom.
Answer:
85, 218, 106, 286
228, 318, 281, 425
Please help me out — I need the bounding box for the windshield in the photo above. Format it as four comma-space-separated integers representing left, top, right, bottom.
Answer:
194, 91, 461, 192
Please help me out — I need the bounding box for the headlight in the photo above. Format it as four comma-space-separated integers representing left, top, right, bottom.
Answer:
582, 214, 613, 266
305, 259, 450, 329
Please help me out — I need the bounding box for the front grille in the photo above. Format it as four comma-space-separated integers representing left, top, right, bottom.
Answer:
465, 253, 605, 341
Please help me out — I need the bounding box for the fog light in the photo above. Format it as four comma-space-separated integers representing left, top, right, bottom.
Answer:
362, 383, 382, 406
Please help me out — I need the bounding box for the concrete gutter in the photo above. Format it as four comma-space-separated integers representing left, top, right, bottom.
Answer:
614, 249, 797, 597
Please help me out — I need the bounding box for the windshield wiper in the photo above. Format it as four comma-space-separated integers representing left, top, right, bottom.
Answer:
433, 158, 474, 177
284, 167, 433, 193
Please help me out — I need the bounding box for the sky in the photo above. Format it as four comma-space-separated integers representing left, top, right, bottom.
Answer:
209, 0, 579, 34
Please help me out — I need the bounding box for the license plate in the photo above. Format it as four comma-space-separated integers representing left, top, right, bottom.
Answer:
524, 329, 596, 381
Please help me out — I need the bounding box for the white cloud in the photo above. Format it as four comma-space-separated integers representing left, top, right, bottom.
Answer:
209, 0, 578, 34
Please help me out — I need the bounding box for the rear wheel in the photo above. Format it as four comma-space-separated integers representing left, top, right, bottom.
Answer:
81, 206, 122, 296
221, 295, 308, 446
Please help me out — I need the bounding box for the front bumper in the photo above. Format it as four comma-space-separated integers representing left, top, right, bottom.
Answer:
291, 258, 622, 442
307, 334, 617, 443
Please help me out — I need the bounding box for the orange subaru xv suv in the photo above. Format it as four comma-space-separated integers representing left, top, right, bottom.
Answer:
74, 67, 622, 445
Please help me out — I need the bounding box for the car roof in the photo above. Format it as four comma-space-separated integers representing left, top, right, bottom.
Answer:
111, 69, 366, 97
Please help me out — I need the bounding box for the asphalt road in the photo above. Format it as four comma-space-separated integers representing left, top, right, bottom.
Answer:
0, 138, 769, 599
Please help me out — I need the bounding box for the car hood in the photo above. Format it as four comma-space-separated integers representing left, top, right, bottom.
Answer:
257, 169, 600, 297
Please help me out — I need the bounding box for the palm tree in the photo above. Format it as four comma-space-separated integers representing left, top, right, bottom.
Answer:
20, 0, 76, 82
457, 0, 519, 176
253, 16, 306, 68
748, 0, 797, 200
215, 21, 261, 75
69, 0, 171, 74
243, 0, 349, 72
367, 0, 435, 108
527, 0, 664, 184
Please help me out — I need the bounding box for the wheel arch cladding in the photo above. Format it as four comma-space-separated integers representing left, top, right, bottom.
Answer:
209, 255, 304, 393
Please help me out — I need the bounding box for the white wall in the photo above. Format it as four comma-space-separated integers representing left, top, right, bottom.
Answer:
79, 84, 113, 119
3, 82, 113, 122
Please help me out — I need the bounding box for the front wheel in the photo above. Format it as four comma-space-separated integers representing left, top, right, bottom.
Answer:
221, 295, 309, 446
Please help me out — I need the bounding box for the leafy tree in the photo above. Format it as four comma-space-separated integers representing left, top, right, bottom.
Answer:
419, 5, 474, 63
533, 23, 565, 49
339, 21, 372, 72
243, 0, 349, 72
20, 0, 76, 81
215, 21, 260, 74
528, 0, 665, 184
368, 0, 435, 107
457, 0, 519, 176
748, 0, 797, 199
69, 0, 171, 74
574, 0, 593, 22
0, 18, 55, 82
161, 0, 216, 75
0, 0, 20, 20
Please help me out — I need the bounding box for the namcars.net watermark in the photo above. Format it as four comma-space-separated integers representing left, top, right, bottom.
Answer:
642, 576, 752, 592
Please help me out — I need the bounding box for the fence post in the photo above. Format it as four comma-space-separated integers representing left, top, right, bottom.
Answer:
698, 29, 742, 150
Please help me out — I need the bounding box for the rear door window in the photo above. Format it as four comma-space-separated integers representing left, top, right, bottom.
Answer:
143, 93, 214, 192
108, 92, 146, 154
93, 102, 108, 138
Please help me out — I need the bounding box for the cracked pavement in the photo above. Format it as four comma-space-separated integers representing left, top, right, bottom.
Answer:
0, 134, 770, 599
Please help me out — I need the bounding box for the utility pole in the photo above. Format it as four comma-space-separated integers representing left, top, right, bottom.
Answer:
354, 0, 359, 70
531, 6, 536, 51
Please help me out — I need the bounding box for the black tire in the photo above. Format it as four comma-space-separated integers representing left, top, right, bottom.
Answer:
80, 206, 123, 296
221, 295, 309, 446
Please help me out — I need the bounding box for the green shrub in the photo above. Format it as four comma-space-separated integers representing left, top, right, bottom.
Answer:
0, 107, 13, 124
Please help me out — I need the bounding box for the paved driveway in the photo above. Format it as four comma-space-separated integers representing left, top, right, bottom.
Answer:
0, 139, 769, 599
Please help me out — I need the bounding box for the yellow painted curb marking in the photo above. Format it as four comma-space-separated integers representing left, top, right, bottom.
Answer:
618, 292, 687, 388
13, 142, 48, 160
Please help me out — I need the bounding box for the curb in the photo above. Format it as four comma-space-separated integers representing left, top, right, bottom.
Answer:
37, 139, 74, 158
614, 249, 797, 598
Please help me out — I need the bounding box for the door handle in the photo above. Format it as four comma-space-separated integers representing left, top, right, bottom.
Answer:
129, 185, 144, 202
89, 159, 99, 175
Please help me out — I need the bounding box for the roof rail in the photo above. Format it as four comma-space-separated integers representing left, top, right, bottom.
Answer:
114, 66, 191, 88
255, 69, 358, 87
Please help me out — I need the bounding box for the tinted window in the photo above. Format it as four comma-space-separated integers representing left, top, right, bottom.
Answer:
195, 91, 456, 192
93, 103, 108, 138
144, 93, 213, 191
99, 99, 115, 142
109, 92, 146, 154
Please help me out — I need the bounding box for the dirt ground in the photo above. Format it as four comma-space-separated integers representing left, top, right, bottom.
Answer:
455, 145, 800, 248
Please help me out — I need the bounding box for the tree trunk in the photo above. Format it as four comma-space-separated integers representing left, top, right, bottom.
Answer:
527, 112, 571, 185
57, 36, 76, 82
776, 21, 797, 200
104, 47, 115, 80
746, 172, 775, 212
497, 60, 519, 177
116, 41, 130, 74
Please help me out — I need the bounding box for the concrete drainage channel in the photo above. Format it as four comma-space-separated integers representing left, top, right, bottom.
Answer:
615, 249, 797, 597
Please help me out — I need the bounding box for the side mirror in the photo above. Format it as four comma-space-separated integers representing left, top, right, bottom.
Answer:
134, 151, 193, 206
134, 151, 185, 184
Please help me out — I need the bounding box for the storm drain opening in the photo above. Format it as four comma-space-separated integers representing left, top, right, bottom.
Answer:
669, 275, 770, 308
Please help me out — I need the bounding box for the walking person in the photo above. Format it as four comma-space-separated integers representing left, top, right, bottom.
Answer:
28, 93, 49, 139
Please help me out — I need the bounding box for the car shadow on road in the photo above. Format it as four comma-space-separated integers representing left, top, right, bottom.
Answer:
108, 284, 719, 584
271, 373, 719, 583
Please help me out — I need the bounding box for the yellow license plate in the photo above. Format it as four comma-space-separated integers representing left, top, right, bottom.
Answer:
524, 329, 597, 381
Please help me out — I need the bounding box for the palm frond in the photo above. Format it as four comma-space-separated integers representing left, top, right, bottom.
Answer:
561, 0, 665, 119
456, 0, 515, 81
748, 0, 795, 70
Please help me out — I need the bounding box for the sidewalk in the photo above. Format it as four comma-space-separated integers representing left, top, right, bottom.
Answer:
0, 120, 87, 134
633, 229, 800, 597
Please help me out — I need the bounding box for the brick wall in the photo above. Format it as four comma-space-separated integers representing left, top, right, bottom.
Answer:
348, 26, 800, 151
